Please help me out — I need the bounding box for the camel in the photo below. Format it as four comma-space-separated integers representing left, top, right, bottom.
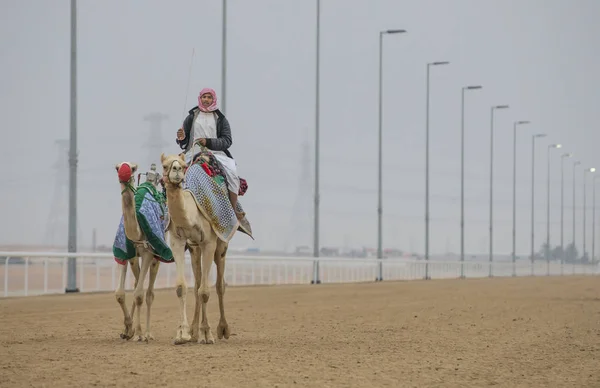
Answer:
160, 152, 231, 345
113, 162, 161, 342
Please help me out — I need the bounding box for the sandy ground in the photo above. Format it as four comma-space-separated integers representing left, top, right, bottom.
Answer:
0, 276, 599, 388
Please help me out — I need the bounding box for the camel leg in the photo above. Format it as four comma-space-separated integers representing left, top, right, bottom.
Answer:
170, 232, 191, 344
188, 245, 202, 342
128, 257, 141, 330
215, 241, 230, 340
144, 258, 160, 342
199, 240, 216, 344
133, 248, 153, 342
115, 262, 135, 340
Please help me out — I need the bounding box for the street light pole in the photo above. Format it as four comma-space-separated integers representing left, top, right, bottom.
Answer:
66, 0, 79, 293
221, 0, 227, 113
546, 143, 562, 276
560, 153, 572, 273
313, 0, 320, 259
593, 175, 599, 263
512, 120, 530, 276
531, 133, 547, 275
460, 85, 483, 278
424, 60, 449, 280
489, 105, 509, 277
377, 29, 406, 262
583, 167, 596, 261
573, 161, 581, 263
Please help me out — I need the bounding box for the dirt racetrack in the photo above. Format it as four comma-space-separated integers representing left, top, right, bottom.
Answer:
1, 276, 599, 387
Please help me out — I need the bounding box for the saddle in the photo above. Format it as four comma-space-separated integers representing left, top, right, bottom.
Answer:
191, 152, 248, 196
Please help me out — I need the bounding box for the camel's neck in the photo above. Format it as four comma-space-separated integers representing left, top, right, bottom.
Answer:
120, 183, 143, 241
165, 184, 189, 227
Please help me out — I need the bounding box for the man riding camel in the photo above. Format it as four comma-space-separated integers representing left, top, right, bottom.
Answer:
175, 88, 245, 221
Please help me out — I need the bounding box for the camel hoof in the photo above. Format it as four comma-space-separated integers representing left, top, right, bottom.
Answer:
200, 328, 215, 344
120, 326, 135, 340
121, 319, 134, 340
217, 322, 230, 340
145, 333, 155, 341
173, 328, 191, 345
173, 336, 190, 345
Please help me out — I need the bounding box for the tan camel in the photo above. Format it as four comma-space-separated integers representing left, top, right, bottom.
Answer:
114, 162, 161, 342
160, 152, 230, 345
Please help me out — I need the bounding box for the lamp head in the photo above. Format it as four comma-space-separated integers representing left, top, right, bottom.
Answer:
384, 29, 407, 34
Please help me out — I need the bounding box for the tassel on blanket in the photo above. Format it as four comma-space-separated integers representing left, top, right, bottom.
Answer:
239, 178, 248, 196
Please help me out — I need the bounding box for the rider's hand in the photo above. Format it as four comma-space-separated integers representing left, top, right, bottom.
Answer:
176, 128, 185, 140
197, 138, 207, 146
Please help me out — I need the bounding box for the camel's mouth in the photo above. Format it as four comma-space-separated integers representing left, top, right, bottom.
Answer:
117, 163, 132, 183
116, 162, 138, 184
164, 160, 186, 185
167, 172, 184, 184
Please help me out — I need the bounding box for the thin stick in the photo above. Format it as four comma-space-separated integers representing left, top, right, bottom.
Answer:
182, 48, 196, 119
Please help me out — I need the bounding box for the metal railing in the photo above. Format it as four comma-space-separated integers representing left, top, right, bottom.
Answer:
1, 251, 598, 298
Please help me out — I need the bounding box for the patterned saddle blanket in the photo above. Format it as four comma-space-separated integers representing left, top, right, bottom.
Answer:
112, 182, 174, 264
192, 151, 249, 196
184, 150, 253, 242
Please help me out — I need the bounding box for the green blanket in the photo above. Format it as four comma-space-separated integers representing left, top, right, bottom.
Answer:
112, 182, 173, 264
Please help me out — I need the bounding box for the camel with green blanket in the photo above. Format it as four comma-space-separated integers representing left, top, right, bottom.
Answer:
112, 162, 174, 342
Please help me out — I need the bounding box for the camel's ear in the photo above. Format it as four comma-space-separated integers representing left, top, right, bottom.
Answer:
160, 153, 166, 163
178, 153, 187, 166
131, 164, 138, 174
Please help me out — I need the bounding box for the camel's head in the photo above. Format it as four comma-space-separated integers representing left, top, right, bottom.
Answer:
160, 153, 187, 186
115, 162, 138, 183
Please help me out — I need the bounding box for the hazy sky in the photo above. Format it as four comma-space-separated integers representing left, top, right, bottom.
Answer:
1, 0, 599, 256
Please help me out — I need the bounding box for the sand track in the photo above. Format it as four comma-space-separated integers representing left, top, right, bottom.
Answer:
1, 276, 599, 387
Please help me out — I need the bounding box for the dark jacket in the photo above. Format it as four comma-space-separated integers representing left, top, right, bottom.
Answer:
176, 107, 233, 159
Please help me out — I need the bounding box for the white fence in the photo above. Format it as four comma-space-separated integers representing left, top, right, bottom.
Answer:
1, 251, 598, 298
